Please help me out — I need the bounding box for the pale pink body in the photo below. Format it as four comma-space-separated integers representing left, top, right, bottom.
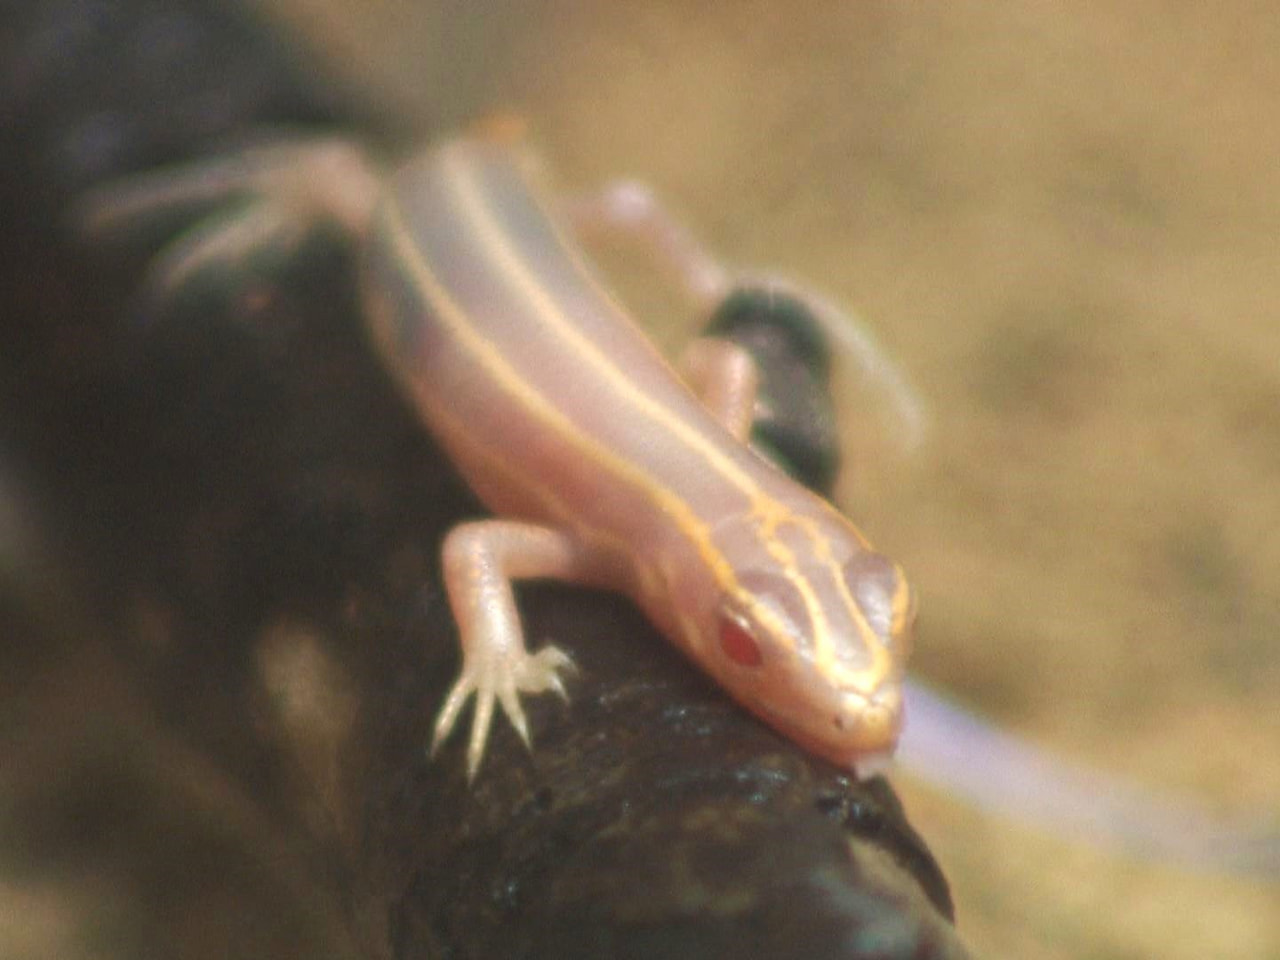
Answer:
360, 139, 913, 778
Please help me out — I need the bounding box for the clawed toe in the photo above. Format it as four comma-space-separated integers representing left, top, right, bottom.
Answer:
431, 644, 577, 779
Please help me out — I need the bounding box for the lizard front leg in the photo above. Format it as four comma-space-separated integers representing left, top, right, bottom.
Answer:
433, 519, 602, 780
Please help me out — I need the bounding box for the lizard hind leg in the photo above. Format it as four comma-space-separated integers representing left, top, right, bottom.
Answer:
75, 137, 383, 315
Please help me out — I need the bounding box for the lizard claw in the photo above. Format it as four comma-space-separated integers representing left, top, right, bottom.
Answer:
430, 642, 576, 780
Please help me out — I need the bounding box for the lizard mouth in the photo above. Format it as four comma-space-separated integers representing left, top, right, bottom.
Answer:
750, 683, 904, 766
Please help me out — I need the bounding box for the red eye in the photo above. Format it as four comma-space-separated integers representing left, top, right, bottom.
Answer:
720, 618, 763, 667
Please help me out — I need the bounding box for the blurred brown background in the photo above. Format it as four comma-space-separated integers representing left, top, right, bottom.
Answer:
246, 1, 1280, 956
